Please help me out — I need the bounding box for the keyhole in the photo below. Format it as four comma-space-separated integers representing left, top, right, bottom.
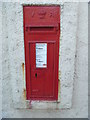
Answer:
35, 73, 37, 78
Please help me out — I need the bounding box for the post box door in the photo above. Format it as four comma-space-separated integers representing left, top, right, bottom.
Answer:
29, 42, 56, 100
23, 6, 60, 101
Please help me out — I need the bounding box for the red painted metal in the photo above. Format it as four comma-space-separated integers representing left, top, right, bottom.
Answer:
23, 6, 60, 100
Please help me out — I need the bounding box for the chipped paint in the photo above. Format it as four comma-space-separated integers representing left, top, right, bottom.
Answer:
22, 63, 26, 100
22, 63, 26, 88
58, 70, 61, 101
23, 88, 26, 100
58, 79, 60, 99
22, 63, 24, 79
58, 70, 61, 81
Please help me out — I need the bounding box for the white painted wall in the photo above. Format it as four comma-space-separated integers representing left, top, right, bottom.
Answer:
2, 2, 88, 118
0, 2, 2, 119
72, 2, 88, 117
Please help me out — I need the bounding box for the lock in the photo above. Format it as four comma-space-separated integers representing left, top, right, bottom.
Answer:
35, 73, 37, 78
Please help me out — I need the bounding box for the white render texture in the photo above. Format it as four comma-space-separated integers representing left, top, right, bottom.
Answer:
0, 2, 2, 120
2, 1, 88, 118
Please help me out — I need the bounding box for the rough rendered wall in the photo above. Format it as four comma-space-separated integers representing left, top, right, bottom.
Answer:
72, 2, 88, 117
89, 3, 90, 119
60, 3, 78, 108
2, 3, 13, 117
0, 2, 2, 119
2, 2, 88, 118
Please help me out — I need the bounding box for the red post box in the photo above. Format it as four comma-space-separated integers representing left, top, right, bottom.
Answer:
23, 6, 60, 100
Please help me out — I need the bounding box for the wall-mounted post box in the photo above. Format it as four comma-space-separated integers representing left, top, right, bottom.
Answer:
23, 6, 60, 100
